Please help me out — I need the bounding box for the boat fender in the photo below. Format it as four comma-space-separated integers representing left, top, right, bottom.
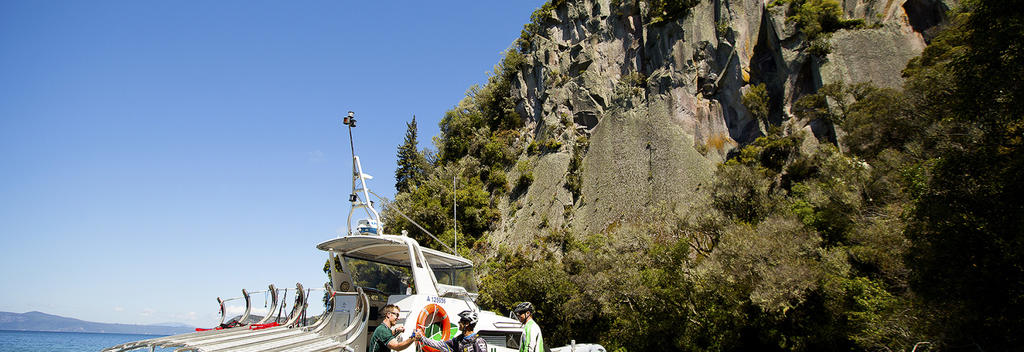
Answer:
416, 303, 451, 352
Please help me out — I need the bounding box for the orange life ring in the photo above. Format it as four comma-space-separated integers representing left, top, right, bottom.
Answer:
415, 304, 451, 352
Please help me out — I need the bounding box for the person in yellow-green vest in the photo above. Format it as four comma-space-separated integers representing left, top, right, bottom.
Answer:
513, 302, 544, 352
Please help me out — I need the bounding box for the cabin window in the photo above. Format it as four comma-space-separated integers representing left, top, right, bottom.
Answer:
431, 267, 478, 293
479, 332, 520, 349
345, 257, 414, 295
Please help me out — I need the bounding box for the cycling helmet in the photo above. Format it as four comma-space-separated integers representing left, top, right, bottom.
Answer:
458, 310, 479, 326
512, 301, 534, 315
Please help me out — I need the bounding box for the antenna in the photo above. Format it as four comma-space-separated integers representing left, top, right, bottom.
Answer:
454, 175, 457, 254
342, 111, 382, 237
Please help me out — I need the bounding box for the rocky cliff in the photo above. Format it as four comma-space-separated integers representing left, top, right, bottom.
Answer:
486, 0, 951, 248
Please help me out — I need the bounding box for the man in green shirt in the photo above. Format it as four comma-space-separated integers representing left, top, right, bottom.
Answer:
369, 304, 416, 352
513, 302, 544, 352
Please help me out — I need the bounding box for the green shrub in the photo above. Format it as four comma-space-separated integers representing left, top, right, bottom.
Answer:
437, 98, 484, 163
437, 46, 526, 165
732, 132, 803, 173
383, 165, 500, 250
516, 160, 534, 189
531, 0, 562, 24
695, 142, 709, 155
545, 68, 569, 88
527, 138, 563, 155
822, 275, 901, 349
477, 247, 580, 347
487, 166, 509, 195
478, 50, 526, 132
717, 18, 731, 36
839, 86, 909, 160
643, 0, 700, 24
517, 0, 564, 53
794, 83, 846, 124
619, 71, 647, 88
566, 135, 588, 202
544, 139, 562, 151
796, 82, 897, 127
712, 163, 780, 223
481, 133, 518, 168
742, 83, 770, 124
788, 0, 865, 39
808, 37, 833, 57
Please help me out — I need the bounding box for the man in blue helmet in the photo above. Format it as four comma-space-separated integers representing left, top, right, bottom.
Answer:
414, 310, 488, 352
513, 302, 544, 352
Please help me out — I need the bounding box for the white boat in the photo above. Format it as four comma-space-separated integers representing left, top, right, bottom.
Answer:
104, 113, 602, 352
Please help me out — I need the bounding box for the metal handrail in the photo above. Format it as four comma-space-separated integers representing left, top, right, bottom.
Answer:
328, 288, 365, 339
256, 284, 279, 325
216, 288, 252, 325
340, 288, 370, 347
179, 286, 352, 352
283, 283, 307, 327
102, 284, 282, 352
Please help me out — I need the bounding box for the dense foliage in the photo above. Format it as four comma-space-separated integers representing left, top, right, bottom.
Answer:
383, 22, 527, 255
386, 0, 1022, 350
901, 0, 1024, 347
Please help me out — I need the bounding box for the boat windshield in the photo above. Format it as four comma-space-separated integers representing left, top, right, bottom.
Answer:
346, 257, 414, 295
432, 267, 478, 293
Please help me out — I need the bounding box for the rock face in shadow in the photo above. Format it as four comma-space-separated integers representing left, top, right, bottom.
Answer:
489, 0, 945, 247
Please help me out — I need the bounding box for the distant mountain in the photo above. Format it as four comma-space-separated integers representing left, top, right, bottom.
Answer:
149, 322, 194, 328
0, 311, 195, 335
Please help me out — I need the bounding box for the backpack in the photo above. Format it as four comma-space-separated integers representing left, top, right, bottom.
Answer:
458, 333, 488, 352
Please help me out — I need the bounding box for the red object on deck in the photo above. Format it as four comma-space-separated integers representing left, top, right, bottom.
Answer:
249, 322, 280, 330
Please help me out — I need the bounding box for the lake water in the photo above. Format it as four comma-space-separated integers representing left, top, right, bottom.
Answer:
0, 330, 170, 352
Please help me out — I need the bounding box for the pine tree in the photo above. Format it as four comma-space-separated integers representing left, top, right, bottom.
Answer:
395, 116, 427, 193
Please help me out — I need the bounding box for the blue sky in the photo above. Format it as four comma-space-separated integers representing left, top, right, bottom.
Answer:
0, 0, 545, 325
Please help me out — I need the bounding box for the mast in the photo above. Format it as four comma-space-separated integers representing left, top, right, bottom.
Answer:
342, 111, 382, 236
454, 175, 457, 253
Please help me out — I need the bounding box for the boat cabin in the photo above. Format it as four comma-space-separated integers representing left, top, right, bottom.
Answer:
318, 233, 522, 351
